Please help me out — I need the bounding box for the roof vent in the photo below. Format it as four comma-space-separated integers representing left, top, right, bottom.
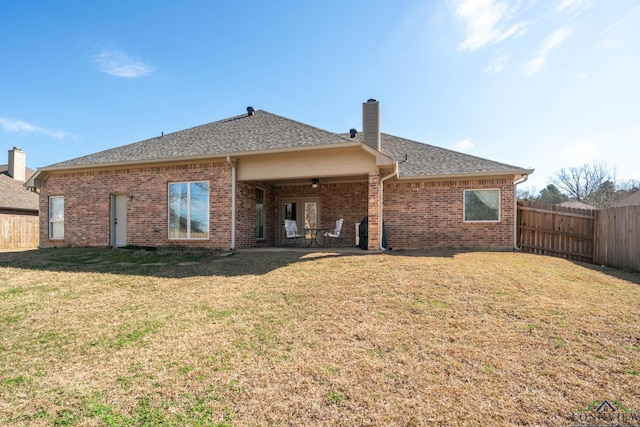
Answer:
247, 106, 255, 116
349, 128, 357, 138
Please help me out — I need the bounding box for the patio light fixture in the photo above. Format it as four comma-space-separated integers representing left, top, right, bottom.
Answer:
311, 178, 320, 189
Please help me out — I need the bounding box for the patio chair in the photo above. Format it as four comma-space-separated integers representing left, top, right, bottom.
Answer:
283, 219, 305, 247
323, 219, 344, 246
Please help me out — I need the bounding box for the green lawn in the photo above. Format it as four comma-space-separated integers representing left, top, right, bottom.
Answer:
0, 247, 639, 426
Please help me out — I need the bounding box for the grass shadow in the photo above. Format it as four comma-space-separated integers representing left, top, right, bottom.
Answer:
0, 246, 373, 278
570, 260, 640, 285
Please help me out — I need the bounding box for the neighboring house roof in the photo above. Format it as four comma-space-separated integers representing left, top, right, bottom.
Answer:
346, 132, 530, 178
31, 108, 532, 183
0, 165, 38, 211
612, 190, 640, 207
559, 200, 594, 210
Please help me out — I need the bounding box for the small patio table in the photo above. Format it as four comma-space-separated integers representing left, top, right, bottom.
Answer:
305, 228, 329, 247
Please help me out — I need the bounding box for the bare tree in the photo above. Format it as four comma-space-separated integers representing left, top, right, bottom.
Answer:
551, 161, 616, 206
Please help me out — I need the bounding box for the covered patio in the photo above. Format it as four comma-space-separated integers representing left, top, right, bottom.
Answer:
232, 144, 396, 251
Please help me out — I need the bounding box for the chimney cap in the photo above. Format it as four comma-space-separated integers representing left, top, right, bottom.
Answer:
366, 98, 377, 103
12, 146, 22, 151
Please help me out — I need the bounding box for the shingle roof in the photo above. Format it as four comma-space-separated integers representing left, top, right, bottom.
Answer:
612, 190, 640, 207
41, 109, 531, 179
559, 200, 594, 209
47, 110, 355, 168
0, 166, 38, 211
345, 132, 531, 177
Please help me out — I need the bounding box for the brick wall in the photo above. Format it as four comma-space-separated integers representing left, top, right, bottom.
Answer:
39, 162, 233, 249
38, 164, 516, 250
367, 171, 381, 251
383, 178, 515, 249
236, 181, 276, 248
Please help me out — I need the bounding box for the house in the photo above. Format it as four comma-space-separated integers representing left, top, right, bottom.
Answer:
0, 147, 39, 249
611, 190, 640, 207
26, 100, 533, 251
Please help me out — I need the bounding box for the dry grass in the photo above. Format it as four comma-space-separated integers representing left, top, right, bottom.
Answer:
0, 247, 639, 426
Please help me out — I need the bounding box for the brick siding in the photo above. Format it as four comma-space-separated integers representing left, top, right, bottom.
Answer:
367, 172, 381, 251
39, 162, 233, 249
383, 178, 515, 249
38, 164, 515, 250
236, 181, 276, 248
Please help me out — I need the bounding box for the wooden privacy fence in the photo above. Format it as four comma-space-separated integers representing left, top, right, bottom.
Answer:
517, 201, 595, 263
517, 201, 640, 272
594, 205, 640, 272
0, 214, 39, 249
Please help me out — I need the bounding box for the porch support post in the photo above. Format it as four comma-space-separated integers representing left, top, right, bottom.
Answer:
367, 171, 381, 251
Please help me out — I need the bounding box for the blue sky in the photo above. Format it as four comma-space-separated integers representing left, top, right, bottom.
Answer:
1, 0, 638, 192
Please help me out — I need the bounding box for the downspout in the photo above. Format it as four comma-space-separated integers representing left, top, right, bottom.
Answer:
226, 156, 236, 251
379, 162, 399, 251
513, 174, 529, 250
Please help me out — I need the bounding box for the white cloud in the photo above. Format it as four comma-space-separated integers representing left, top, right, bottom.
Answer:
523, 27, 572, 76
598, 20, 623, 49
0, 117, 69, 139
577, 72, 590, 79
598, 39, 619, 49
94, 49, 153, 78
455, 0, 528, 51
483, 52, 509, 73
455, 139, 475, 151
556, 0, 589, 13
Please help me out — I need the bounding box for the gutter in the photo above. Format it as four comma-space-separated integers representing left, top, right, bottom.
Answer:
394, 168, 536, 181
379, 162, 399, 250
513, 173, 530, 250
226, 156, 236, 251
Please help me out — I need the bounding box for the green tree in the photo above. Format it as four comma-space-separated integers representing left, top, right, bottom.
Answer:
536, 184, 568, 205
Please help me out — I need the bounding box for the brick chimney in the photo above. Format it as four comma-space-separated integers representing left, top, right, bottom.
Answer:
363, 99, 381, 151
8, 147, 26, 181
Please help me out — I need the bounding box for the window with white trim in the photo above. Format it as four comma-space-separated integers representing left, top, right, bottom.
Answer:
464, 189, 500, 222
168, 181, 210, 239
49, 196, 64, 239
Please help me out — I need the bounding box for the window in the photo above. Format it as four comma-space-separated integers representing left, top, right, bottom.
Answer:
168, 181, 210, 239
49, 196, 64, 239
255, 188, 265, 239
464, 189, 500, 222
